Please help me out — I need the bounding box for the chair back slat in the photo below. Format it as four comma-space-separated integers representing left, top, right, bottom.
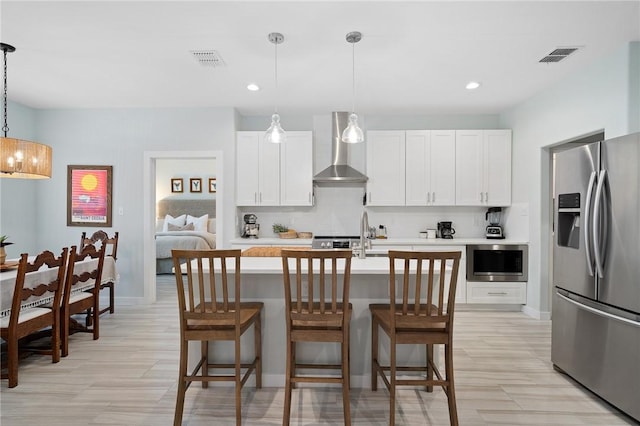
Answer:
388, 251, 462, 331
9, 248, 69, 328
281, 250, 352, 326
172, 249, 242, 328
80, 230, 118, 260
63, 244, 106, 308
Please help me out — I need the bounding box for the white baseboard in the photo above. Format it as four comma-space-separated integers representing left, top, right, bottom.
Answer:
521, 305, 551, 320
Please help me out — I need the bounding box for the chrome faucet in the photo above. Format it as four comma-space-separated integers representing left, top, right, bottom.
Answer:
359, 209, 370, 259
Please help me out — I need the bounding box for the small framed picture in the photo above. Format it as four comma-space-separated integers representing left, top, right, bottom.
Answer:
209, 178, 217, 193
190, 178, 202, 193
171, 178, 183, 193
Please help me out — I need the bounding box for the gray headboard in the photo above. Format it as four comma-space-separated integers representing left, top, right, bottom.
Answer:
156, 198, 216, 219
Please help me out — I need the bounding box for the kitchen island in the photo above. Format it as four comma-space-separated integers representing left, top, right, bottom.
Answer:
182, 254, 458, 388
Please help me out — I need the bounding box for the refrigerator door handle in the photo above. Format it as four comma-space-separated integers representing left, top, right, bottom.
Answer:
593, 169, 607, 278
584, 171, 597, 277
557, 292, 640, 328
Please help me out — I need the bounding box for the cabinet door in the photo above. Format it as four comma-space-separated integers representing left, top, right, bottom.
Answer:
455, 130, 484, 205
484, 129, 512, 206
366, 131, 406, 206
280, 131, 313, 206
236, 132, 260, 206
429, 130, 456, 206
405, 130, 429, 206
258, 135, 280, 206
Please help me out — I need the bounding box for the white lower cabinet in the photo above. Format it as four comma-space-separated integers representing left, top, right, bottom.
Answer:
466, 282, 526, 304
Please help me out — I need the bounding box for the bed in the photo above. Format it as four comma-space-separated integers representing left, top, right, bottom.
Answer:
156, 199, 217, 274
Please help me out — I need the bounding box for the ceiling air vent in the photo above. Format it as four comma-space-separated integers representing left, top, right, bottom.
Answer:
190, 50, 226, 67
539, 47, 580, 63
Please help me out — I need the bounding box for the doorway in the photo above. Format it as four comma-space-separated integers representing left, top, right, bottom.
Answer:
142, 150, 223, 304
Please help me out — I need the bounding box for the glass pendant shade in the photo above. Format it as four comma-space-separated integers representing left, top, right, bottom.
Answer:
341, 113, 364, 144
265, 113, 286, 144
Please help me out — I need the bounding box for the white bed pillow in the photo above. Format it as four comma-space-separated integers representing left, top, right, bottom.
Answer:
167, 222, 195, 231
187, 214, 209, 232
162, 214, 186, 232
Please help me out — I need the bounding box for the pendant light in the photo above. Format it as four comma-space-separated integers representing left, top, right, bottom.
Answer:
0, 43, 52, 179
265, 32, 286, 144
341, 31, 364, 144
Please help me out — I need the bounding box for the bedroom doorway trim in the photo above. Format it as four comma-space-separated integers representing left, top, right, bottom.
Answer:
143, 150, 223, 304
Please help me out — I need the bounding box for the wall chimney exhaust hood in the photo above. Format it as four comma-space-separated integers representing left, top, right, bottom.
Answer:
313, 112, 368, 184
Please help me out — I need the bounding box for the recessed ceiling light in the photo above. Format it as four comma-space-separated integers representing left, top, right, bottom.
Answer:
247, 83, 260, 91
466, 81, 481, 90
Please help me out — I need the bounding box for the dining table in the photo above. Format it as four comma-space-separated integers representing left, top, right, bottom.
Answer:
0, 255, 117, 319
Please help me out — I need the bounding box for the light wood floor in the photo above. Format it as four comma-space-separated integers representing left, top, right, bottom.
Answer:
1, 275, 636, 425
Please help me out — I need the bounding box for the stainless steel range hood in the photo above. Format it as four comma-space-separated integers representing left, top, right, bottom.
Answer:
313, 112, 368, 184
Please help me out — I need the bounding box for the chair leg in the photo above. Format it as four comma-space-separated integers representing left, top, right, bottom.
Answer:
255, 315, 262, 389
342, 337, 351, 426
445, 344, 459, 426
7, 336, 18, 388
291, 341, 297, 389
61, 310, 70, 357
235, 337, 242, 426
174, 338, 188, 426
389, 336, 396, 426
52, 311, 61, 363
283, 338, 293, 426
201, 341, 209, 389
371, 316, 378, 391
108, 283, 115, 314
426, 343, 433, 393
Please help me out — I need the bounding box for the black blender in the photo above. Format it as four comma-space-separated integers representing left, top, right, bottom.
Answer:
485, 207, 504, 239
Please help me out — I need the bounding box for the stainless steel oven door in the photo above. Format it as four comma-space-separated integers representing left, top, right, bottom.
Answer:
466, 244, 528, 282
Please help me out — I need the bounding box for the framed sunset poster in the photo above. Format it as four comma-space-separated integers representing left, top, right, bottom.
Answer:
67, 165, 113, 227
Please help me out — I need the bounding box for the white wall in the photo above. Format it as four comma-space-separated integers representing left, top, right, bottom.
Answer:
500, 41, 639, 318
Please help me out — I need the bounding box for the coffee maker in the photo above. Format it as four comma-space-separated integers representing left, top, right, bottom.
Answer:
485, 207, 505, 239
241, 214, 259, 238
437, 221, 456, 239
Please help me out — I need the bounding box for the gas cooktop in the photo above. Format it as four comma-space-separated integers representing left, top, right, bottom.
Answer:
311, 235, 360, 249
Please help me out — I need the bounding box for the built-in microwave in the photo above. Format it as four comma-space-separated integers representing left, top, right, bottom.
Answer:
466, 244, 528, 282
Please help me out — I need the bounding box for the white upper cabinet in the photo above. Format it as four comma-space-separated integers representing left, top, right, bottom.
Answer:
236, 131, 280, 206
405, 130, 456, 206
366, 131, 406, 206
236, 131, 313, 207
455, 129, 511, 206
280, 131, 313, 206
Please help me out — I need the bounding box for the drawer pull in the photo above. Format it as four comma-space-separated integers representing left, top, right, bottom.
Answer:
487, 292, 508, 295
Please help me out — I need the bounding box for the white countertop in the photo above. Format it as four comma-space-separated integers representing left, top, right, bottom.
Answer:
183, 255, 455, 275
230, 237, 528, 246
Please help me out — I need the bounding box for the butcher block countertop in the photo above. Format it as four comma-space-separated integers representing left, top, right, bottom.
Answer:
241, 246, 310, 257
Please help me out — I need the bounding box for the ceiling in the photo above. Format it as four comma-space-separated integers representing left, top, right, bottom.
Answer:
2, 1, 639, 116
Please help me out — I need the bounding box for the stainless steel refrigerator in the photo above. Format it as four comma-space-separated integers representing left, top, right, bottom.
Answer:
552, 132, 640, 421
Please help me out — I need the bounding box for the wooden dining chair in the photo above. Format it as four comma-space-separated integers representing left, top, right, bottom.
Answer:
171, 249, 263, 426
280, 249, 353, 426
80, 230, 118, 316
61, 244, 106, 357
370, 250, 462, 426
1, 248, 69, 388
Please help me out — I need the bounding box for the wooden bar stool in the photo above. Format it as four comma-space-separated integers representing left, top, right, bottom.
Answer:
171, 249, 262, 426
370, 250, 461, 425
280, 249, 353, 426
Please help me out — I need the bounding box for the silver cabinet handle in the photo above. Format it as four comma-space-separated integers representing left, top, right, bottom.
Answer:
432, 192, 436, 203
308, 192, 311, 203
427, 192, 431, 204
480, 192, 484, 203
368, 192, 371, 203
488, 292, 507, 295
593, 169, 607, 279
485, 192, 489, 203
584, 171, 597, 277
260, 192, 263, 203
254, 192, 257, 204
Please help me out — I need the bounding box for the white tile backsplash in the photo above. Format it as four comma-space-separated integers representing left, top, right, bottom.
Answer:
238, 187, 506, 239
